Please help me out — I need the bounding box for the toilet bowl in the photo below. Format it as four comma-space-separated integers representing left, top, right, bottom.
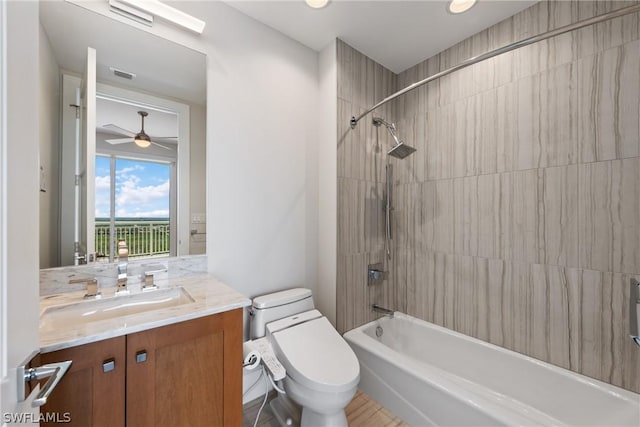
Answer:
250, 289, 360, 427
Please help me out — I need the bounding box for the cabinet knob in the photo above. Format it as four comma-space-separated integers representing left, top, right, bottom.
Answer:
102, 358, 115, 373
136, 351, 147, 364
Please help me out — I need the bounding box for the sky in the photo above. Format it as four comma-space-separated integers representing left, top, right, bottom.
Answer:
95, 156, 170, 219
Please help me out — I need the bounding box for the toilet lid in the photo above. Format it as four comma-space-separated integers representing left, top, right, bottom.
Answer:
271, 316, 360, 393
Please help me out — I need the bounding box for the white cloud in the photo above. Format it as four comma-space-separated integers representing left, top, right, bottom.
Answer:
96, 161, 170, 218
116, 164, 144, 177
116, 178, 170, 207
95, 175, 110, 191
95, 175, 111, 217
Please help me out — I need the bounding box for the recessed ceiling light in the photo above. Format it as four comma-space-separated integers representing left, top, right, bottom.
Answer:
305, 0, 329, 9
448, 0, 477, 14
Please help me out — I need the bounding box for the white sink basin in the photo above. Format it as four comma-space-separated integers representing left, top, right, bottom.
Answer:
40, 287, 194, 332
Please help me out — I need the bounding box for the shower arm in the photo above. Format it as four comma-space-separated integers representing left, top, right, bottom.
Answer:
350, 3, 640, 129
373, 117, 403, 147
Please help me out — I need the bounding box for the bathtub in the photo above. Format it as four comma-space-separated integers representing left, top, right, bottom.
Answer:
344, 312, 640, 427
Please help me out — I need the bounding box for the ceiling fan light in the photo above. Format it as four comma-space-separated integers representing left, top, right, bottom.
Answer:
134, 132, 151, 148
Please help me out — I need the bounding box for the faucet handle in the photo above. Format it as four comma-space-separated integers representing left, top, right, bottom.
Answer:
118, 240, 128, 258
68, 278, 100, 299
142, 273, 159, 292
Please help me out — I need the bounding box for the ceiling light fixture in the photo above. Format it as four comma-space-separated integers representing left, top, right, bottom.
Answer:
134, 111, 152, 148
305, 0, 329, 9
448, 0, 477, 14
116, 0, 206, 34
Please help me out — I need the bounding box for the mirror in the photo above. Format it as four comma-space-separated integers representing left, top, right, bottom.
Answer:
39, 1, 206, 268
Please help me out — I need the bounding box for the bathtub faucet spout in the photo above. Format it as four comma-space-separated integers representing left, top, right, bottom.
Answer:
372, 304, 394, 318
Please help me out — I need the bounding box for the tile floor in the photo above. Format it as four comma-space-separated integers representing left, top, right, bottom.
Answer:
243, 389, 408, 427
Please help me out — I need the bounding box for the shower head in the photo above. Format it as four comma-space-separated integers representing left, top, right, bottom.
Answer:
388, 141, 417, 159
372, 117, 417, 159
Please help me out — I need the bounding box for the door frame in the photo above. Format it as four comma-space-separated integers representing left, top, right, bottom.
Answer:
1, 0, 42, 420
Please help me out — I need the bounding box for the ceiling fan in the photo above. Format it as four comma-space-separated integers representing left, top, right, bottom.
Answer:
104, 111, 176, 150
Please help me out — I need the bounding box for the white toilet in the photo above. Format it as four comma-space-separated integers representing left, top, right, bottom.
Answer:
250, 288, 360, 427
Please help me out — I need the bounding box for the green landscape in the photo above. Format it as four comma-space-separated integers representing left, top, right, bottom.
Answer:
95, 218, 170, 259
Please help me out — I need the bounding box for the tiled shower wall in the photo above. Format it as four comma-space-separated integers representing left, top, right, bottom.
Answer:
337, 0, 640, 393
336, 40, 398, 333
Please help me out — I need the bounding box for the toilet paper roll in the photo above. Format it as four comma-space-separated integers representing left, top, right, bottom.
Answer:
243, 341, 261, 370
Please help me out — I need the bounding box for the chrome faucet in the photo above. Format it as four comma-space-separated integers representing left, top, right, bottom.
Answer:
372, 304, 394, 318
69, 278, 100, 299
116, 240, 129, 295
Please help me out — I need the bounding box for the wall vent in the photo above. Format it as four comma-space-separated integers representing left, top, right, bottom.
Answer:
109, 67, 136, 80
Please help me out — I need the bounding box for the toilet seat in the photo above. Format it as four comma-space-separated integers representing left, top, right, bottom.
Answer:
271, 316, 360, 394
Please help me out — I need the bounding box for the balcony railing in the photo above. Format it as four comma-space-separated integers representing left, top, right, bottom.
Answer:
95, 220, 170, 260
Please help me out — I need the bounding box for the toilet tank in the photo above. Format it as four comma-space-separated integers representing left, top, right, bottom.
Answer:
250, 288, 314, 339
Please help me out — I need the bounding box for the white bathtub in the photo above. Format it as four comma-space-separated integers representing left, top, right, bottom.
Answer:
344, 312, 640, 427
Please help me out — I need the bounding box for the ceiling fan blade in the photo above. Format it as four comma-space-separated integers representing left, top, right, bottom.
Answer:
106, 138, 133, 145
148, 135, 177, 139
150, 137, 177, 144
150, 141, 173, 151
102, 124, 136, 137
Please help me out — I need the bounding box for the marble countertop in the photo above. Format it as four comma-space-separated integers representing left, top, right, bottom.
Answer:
39, 274, 251, 353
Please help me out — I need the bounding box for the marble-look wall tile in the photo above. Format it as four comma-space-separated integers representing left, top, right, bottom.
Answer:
337, 178, 365, 255
476, 257, 509, 347
453, 176, 478, 257
579, 158, 640, 273
450, 97, 477, 179
506, 260, 532, 355
364, 181, 385, 254
336, 253, 367, 333
337, 98, 365, 180
336, 39, 353, 102
336, 39, 398, 333
392, 183, 408, 250
434, 252, 457, 329
578, 40, 640, 162
543, 165, 579, 267
476, 174, 501, 259
434, 179, 455, 254
500, 169, 541, 264
418, 181, 437, 253
512, 0, 576, 80
425, 107, 447, 180
573, 270, 640, 393
516, 62, 578, 169
451, 254, 476, 337
529, 264, 574, 369
392, 247, 408, 315
575, 1, 640, 59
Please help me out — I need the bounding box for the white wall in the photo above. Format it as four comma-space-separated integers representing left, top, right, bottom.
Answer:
39, 22, 60, 269
203, 3, 319, 338
316, 40, 338, 326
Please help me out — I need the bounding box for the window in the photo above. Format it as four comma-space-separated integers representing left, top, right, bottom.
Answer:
95, 156, 174, 262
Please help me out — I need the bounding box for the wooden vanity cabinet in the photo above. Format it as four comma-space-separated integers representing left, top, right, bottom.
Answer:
127, 309, 243, 427
40, 336, 126, 427
40, 309, 243, 427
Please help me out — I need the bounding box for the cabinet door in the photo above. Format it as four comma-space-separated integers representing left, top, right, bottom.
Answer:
127, 309, 242, 427
40, 336, 126, 427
